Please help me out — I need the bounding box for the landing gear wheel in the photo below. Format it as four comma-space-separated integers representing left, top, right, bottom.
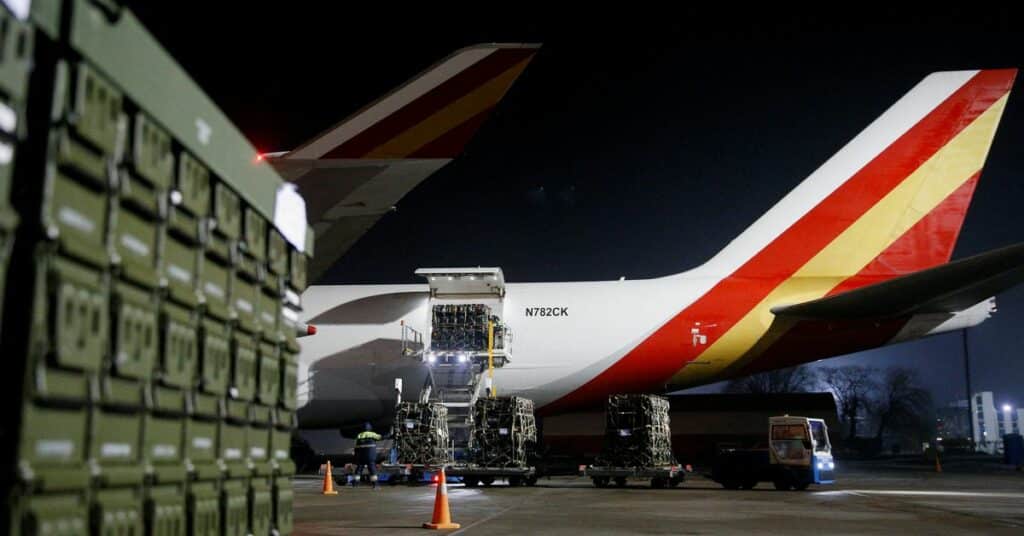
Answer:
669, 476, 683, 488
741, 480, 758, 490
651, 477, 666, 489
593, 476, 610, 488
525, 475, 538, 486
464, 478, 479, 488
508, 476, 523, 487
480, 476, 495, 487
793, 481, 810, 491
773, 479, 792, 491
614, 476, 627, 488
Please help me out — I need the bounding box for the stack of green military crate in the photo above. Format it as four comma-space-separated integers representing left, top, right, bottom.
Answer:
2, 2, 312, 535
0, 3, 31, 326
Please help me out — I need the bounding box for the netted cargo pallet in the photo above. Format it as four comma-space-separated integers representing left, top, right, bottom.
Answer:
393, 402, 450, 465
430, 304, 506, 352
471, 397, 536, 468
597, 394, 675, 468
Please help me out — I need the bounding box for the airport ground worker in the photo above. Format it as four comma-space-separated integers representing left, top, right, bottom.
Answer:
350, 422, 383, 488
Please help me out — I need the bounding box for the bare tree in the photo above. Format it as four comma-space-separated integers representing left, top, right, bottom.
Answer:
724, 365, 818, 394
819, 366, 878, 441
871, 367, 932, 442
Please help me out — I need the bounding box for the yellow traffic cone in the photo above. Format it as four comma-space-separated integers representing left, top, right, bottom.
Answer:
423, 468, 460, 530
322, 460, 339, 495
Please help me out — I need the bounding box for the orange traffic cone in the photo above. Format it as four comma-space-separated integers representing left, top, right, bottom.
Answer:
423, 468, 460, 530
935, 453, 942, 473
322, 460, 339, 495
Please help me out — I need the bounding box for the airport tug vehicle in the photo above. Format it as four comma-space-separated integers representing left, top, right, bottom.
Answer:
711, 416, 835, 490
384, 268, 538, 485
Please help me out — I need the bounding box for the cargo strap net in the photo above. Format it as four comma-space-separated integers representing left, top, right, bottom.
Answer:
470, 396, 536, 468
597, 394, 675, 468
392, 402, 450, 465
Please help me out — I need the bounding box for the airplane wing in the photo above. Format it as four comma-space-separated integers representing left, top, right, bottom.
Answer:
770, 242, 1024, 320
265, 43, 541, 281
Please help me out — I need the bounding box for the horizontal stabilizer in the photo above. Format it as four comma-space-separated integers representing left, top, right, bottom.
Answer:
771, 242, 1024, 320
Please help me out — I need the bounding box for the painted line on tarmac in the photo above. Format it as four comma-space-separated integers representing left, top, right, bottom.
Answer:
815, 490, 1024, 499
449, 488, 551, 535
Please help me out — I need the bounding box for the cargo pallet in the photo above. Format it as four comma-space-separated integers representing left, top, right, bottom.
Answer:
447, 464, 538, 487
582, 465, 684, 489
377, 463, 538, 486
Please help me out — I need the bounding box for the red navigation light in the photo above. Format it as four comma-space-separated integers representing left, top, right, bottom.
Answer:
256, 153, 264, 162
307, 324, 317, 336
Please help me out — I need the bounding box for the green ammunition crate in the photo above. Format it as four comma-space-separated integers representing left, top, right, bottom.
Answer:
204, 229, 231, 266
247, 422, 271, 473
111, 201, 161, 288
232, 271, 258, 334
200, 319, 230, 395
218, 421, 248, 479
251, 404, 272, 426
92, 486, 144, 535
177, 152, 210, 217
69, 62, 123, 157
185, 417, 219, 481
280, 359, 298, 411
272, 477, 294, 535
273, 411, 296, 439
249, 477, 273, 536
220, 479, 248, 536
267, 230, 286, 276
256, 342, 279, 406
201, 258, 231, 321
232, 331, 257, 402
287, 247, 306, 293
147, 483, 187, 536
144, 414, 186, 483
17, 492, 89, 536
117, 169, 162, 216
162, 230, 201, 307
270, 428, 294, 476
235, 250, 259, 282
258, 291, 281, 343
112, 282, 159, 380
159, 300, 199, 390
187, 481, 220, 536
192, 391, 220, 420
131, 112, 174, 190
212, 181, 241, 241
41, 169, 109, 268
29, 256, 108, 401
18, 404, 90, 491
89, 408, 144, 486
243, 208, 267, 261
0, 7, 32, 199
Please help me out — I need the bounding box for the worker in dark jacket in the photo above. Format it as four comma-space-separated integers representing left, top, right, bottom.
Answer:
350, 422, 383, 488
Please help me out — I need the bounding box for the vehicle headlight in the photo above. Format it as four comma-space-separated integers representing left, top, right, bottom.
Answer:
828, 461, 835, 470
817, 462, 824, 470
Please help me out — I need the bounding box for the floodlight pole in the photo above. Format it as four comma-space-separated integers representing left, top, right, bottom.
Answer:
962, 329, 975, 451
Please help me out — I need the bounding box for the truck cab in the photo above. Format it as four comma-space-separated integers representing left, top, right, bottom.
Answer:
769, 416, 834, 488
711, 415, 835, 491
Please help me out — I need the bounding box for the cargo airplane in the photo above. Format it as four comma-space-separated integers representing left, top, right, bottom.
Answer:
271, 53, 1021, 437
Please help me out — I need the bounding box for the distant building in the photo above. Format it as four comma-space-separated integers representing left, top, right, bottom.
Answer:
971, 391, 1023, 455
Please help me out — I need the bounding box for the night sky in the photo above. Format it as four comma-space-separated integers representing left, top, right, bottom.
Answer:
130, 6, 1024, 407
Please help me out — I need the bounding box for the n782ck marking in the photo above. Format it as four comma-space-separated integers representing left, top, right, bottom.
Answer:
526, 307, 568, 317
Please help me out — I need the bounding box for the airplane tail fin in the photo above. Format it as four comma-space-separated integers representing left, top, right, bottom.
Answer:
279, 43, 540, 162
701, 69, 1016, 295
